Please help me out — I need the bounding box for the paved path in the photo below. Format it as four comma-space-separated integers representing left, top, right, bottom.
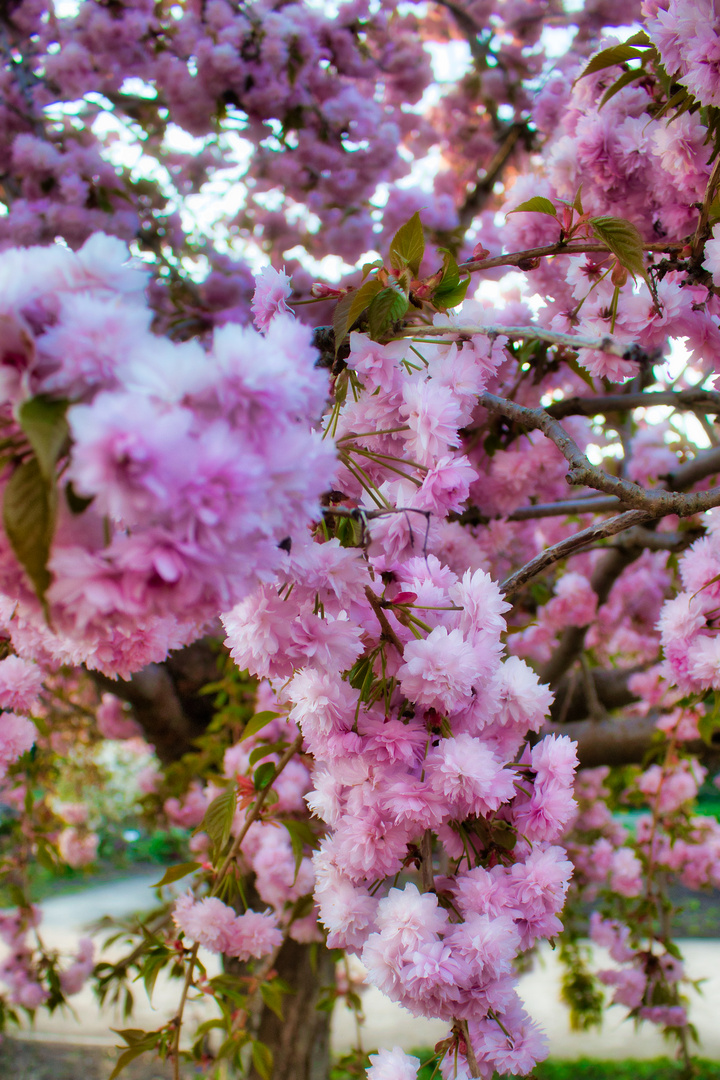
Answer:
9, 876, 720, 1059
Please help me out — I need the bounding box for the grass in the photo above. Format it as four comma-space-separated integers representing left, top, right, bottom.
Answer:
333, 1055, 720, 1080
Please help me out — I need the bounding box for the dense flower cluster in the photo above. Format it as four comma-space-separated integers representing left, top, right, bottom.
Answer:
219, 324, 586, 1076
173, 894, 283, 961
0, 235, 334, 675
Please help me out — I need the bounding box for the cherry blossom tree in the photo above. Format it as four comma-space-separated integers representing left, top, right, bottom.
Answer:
1, 2, 720, 1080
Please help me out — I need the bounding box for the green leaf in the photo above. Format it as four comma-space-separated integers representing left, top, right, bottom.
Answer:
623, 30, 652, 47
111, 1029, 151, 1046
248, 742, 276, 767
251, 1040, 274, 1080
699, 694, 720, 747
432, 248, 472, 310
599, 67, 647, 108
564, 354, 596, 390
195, 786, 236, 853
589, 215, 648, 283
577, 43, 647, 81
332, 278, 383, 354
367, 286, 409, 340
506, 196, 557, 217
652, 86, 689, 124
260, 982, 285, 1021
434, 276, 470, 310
361, 260, 383, 279
573, 185, 584, 216
240, 711, 280, 743
253, 761, 276, 791
108, 1046, 153, 1079
17, 397, 69, 483
151, 861, 201, 888
281, 818, 318, 881
3, 457, 56, 603
349, 655, 372, 690
194, 1019, 227, 1038
140, 952, 171, 1003
389, 211, 425, 276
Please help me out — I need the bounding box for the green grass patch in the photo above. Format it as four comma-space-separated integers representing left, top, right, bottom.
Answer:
333, 1056, 720, 1080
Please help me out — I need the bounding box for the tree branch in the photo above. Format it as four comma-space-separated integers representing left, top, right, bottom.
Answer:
480, 391, 720, 516
545, 713, 720, 767
545, 388, 720, 419
457, 239, 685, 275
501, 509, 653, 599
403, 323, 659, 364
550, 666, 644, 725
667, 445, 720, 491
537, 546, 643, 686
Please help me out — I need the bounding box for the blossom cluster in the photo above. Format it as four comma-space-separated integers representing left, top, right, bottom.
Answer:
658, 509, 720, 694
173, 894, 282, 962
0, 234, 335, 676
218, 324, 585, 1077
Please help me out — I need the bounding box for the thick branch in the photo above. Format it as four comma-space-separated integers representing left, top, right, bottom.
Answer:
456, 124, 526, 234
667, 445, 720, 491
545, 713, 662, 767
91, 640, 221, 763
546, 388, 720, 419
545, 713, 720, 767
537, 546, 642, 686
480, 391, 720, 516
550, 666, 644, 724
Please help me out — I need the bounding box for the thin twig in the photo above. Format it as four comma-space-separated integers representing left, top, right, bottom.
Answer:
172, 942, 199, 1080
171, 734, 303, 1075
364, 585, 406, 654
458, 239, 685, 275
399, 322, 653, 361
692, 156, 720, 260
214, 734, 304, 886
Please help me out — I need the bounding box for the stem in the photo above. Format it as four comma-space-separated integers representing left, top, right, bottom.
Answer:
400, 322, 657, 362
420, 829, 435, 892
172, 941, 199, 1080
457, 1017, 481, 1078
364, 586, 406, 654
458, 239, 684, 275
213, 734, 304, 888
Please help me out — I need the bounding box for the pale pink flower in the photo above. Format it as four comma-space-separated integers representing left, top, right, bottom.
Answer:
703, 226, 720, 285
400, 379, 462, 465
96, 693, 141, 739
367, 1047, 420, 1080
0, 714, 36, 776
0, 657, 43, 713
251, 266, 293, 332
60, 938, 94, 996
398, 626, 478, 713
58, 828, 99, 868
224, 909, 283, 961
610, 848, 643, 897
425, 734, 515, 817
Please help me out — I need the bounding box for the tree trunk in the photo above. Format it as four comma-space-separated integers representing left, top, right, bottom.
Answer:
247, 938, 335, 1080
